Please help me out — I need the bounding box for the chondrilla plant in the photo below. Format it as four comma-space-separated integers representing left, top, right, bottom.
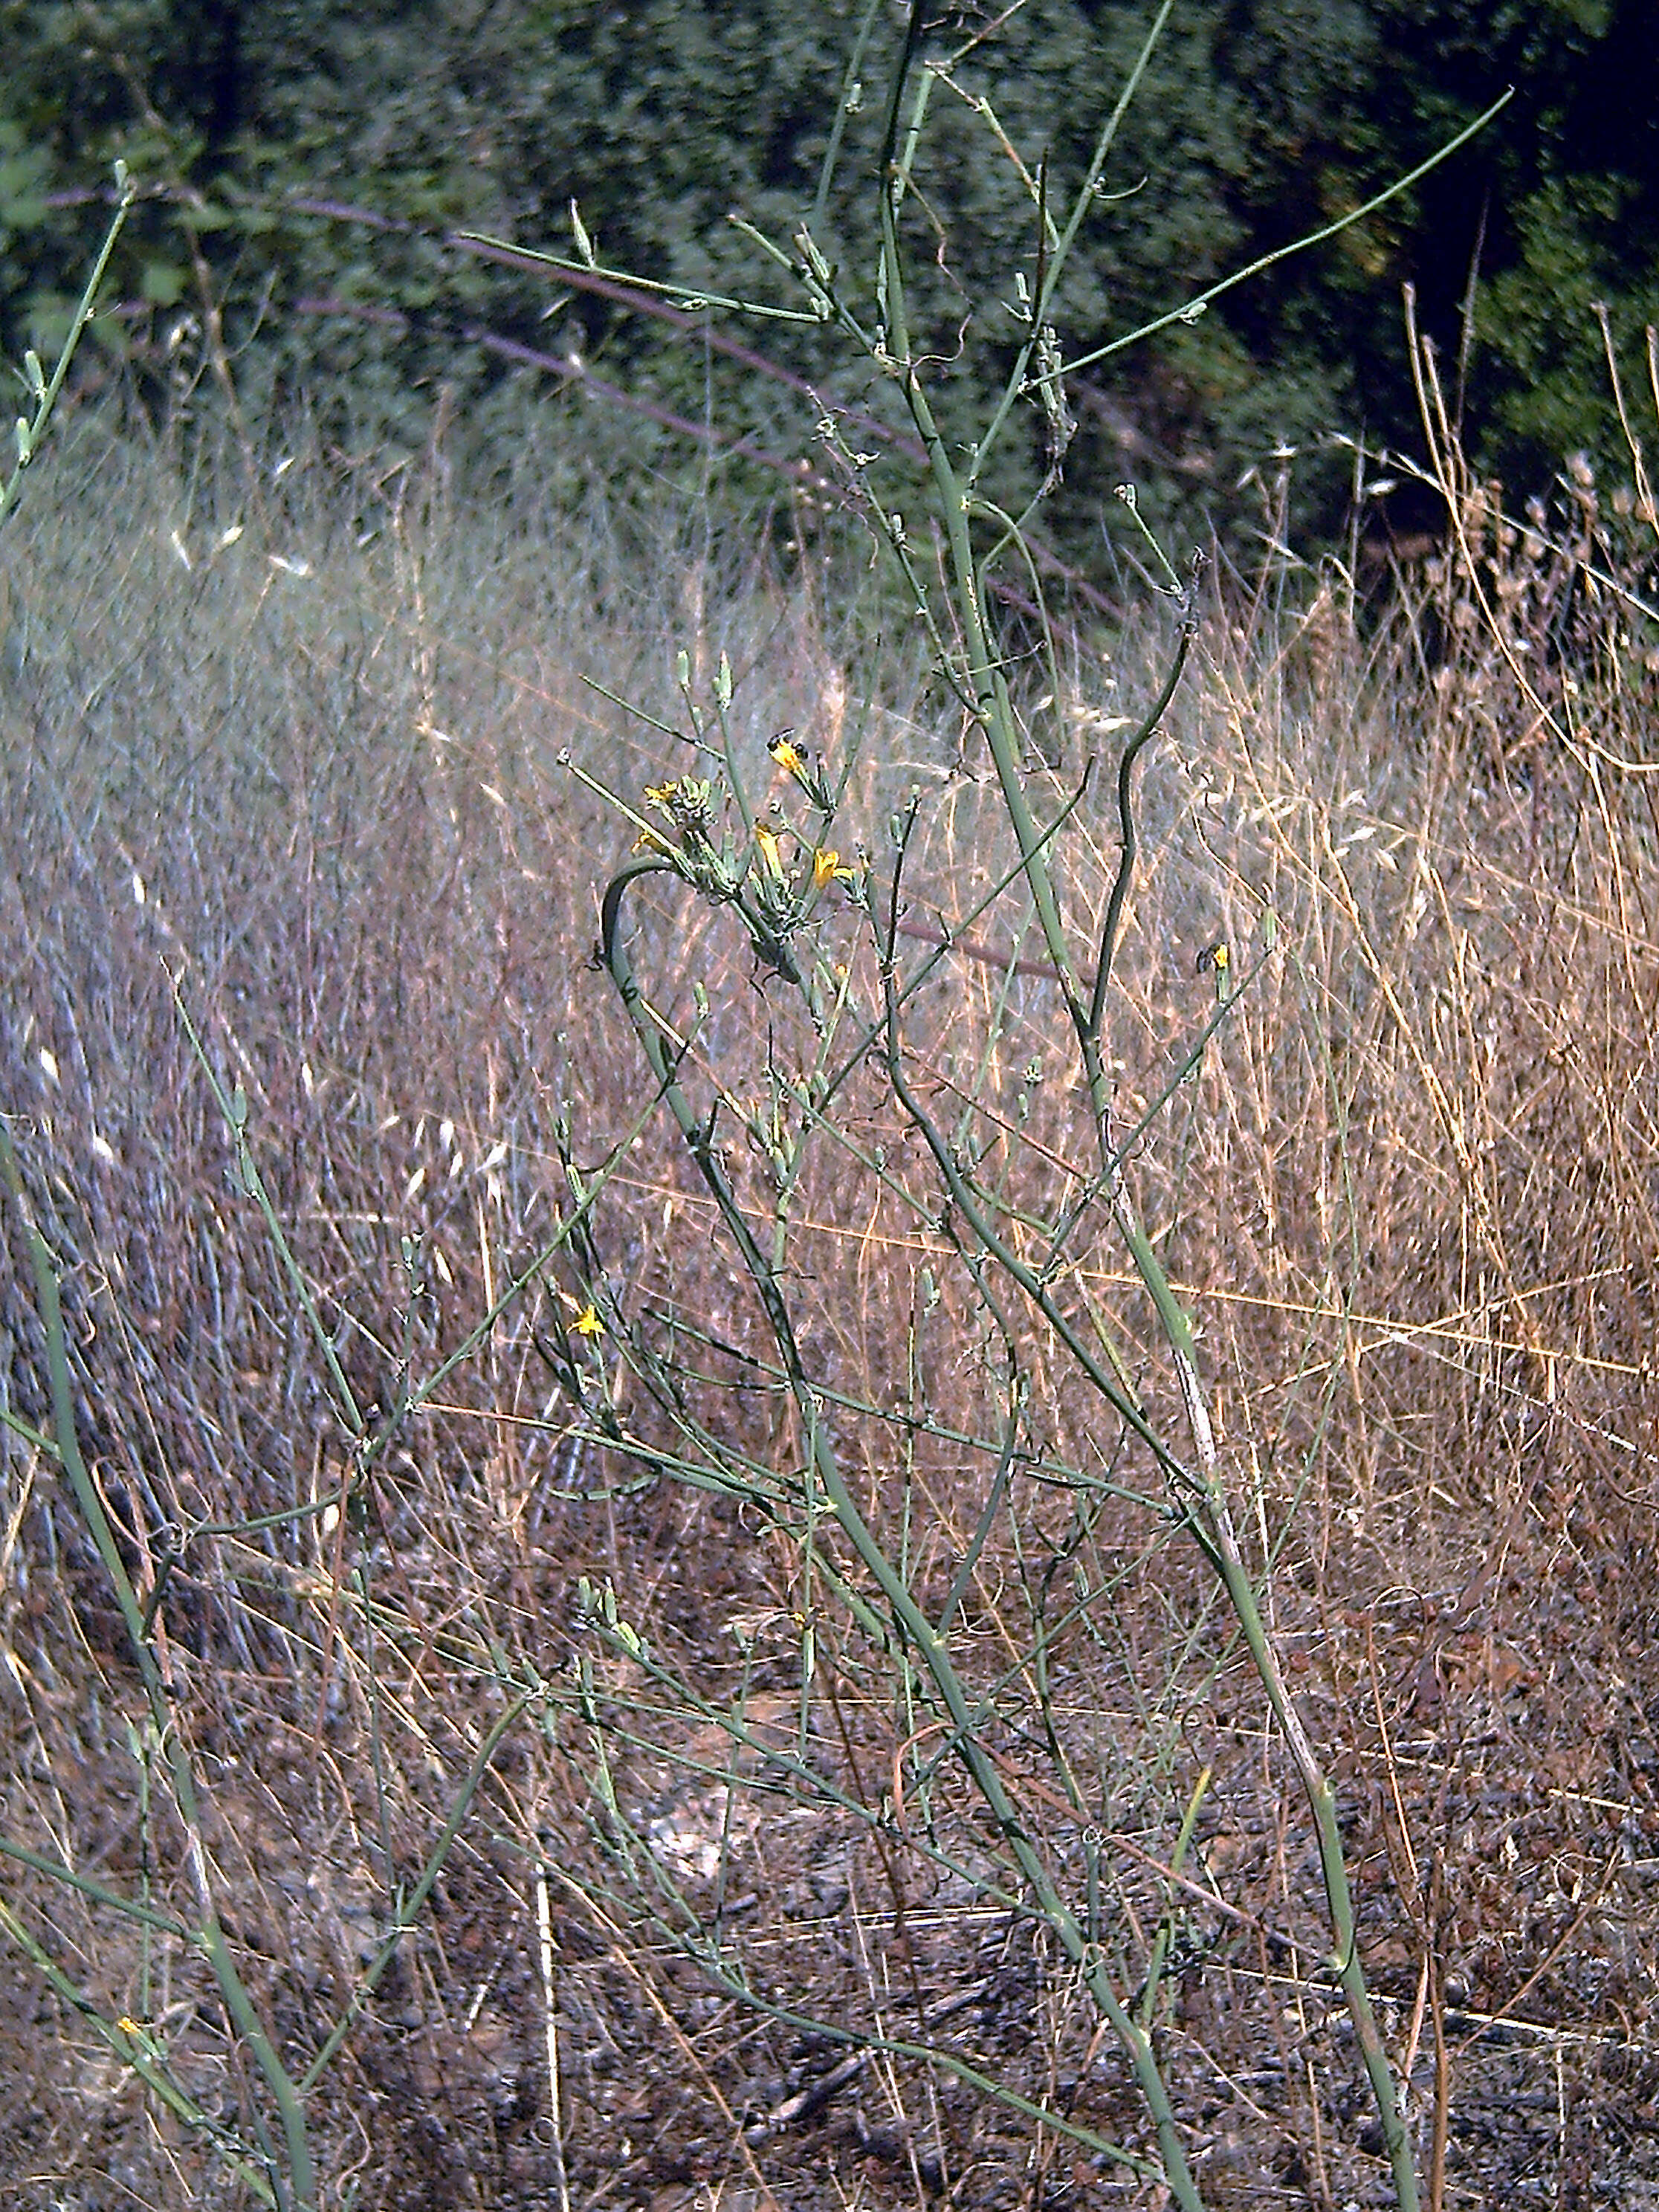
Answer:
498, 5, 1507, 2205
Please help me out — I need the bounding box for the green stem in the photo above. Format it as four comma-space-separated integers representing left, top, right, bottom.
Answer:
0, 166, 135, 534
1050, 93, 1512, 387
1088, 619, 1194, 1037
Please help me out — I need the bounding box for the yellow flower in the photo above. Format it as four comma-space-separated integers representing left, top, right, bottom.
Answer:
642, 780, 678, 812
632, 825, 673, 855
811, 847, 855, 890
769, 732, 807, 776
570, 1304, 604, 1338
754, 821, 786, 879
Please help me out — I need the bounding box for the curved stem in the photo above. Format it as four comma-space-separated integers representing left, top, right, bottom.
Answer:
1088, 617, 1194, 1038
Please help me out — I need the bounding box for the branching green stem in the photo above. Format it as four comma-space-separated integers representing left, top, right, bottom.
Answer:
601, 856, 1207, 2209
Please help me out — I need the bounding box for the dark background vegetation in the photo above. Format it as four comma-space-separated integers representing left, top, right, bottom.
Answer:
1, 0, 1656, 557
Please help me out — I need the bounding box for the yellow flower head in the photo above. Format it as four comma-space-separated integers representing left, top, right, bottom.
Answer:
642, 780, 678, 812
812, 847, 854, 890
769, 732, 807, 777
570, 1303, 604, 1339
754, 821, 786, 879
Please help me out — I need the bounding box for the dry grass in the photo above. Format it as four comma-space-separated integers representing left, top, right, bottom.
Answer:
4, 397, 1659, 2210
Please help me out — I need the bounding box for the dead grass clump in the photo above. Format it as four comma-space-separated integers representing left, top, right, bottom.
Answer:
4, 404, 1659, 2205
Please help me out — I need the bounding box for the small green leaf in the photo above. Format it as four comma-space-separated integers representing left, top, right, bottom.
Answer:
140, 259, 187, 308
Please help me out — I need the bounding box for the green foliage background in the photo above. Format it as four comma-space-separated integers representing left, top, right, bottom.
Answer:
2, 0, 1655, 552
